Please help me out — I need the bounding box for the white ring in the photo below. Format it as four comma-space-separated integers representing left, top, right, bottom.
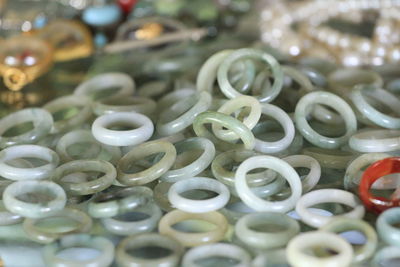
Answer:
92, 112, 154, 146
168, 177, 230, 213
0, 145, 59, 180
235, 155, 302, 213
287, 231, 353, 267
283, 154, 321, 193
182, 243, 251, 267
74, 72, 135, 99
254, 103, 295, 153
295, 189, 365, 228
349, 129, 400, 152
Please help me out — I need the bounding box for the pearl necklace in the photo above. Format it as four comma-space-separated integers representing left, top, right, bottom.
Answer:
260, 0, 400, 66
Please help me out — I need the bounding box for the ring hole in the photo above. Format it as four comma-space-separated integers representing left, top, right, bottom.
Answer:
126, 246, 172, 259
61, 171, 105, 183
194, 256, 240, 267
304, 246, 339, 258
307, 104, 346, 137
52, 107, 80, 123
311, 202, 353, 216
339, 230, 366, 246
172, 219, 217, 233
67, 142, 102, 160
16, 190, 57, 204
56, 247, 101, 261
34, 217, 80, 234
2, 121, 34, 137
113, 211, 150, 222
253, 119, 285, 142
106, 120, 141, 131
91, 86, 122, 100
123, 153, 164, 174
180, 189, 218, 200
248, 221, 288, 233
172, 149, 203, 169
225, 201, 254, 213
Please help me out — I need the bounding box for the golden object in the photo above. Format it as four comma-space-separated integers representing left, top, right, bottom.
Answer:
259, 0, 400, 66
37, 20, 93, 62
0, 35, 53, 91
135, 23, 164, 40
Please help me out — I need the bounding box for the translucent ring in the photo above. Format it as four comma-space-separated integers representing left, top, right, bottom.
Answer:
349, 129, 400, 153
295, 91, 357, 149
23, 208, 92, 244
158, 209, 228, 247
88, 186, 153, 218
168, 177, 230, 213
116, 233, 184, 267
43, 234, 114, 267
43, 95, 92, 134
283, 154, 321, 193
0, 145, 59, 180
0, 108, 53, 148
160, 137, 215, 183
235, 155, 302, 213
117, 140, 176, 186
287, 231, 353, 267
101, 201, 162, 236
235, 212, 300, 250
377, 207, 400, 247
56, 129, 121, 164
254, 103, 295, 153
92, 111, 154, 146
157, 91, 211, 136
321, 217, 378, 263
182, 243, 251, 267
193, 111, 255, 150
74, 72, 135, 100
212, 95, 261, 141
3, 180, 66, 218
295, 189, 365, 228
53, 159, 116, 196
218, 48, 283, 103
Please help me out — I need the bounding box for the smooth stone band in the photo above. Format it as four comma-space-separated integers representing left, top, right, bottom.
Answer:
254, 103, 295, 153
23, 208, 92, 244
158, 209, 228, 247
295, 91, 357, 149
193, 111, 255, 150
116, 233, 184, 267
117, 140, 176, 186
235, 155, 302, 213
295, 189, 365, 228
286, 231, 353, 267
160, 137, 215, 183
235, 212, 300, 250
283, 154, 321, 193
349, 129, 400, 153
43, 234, 114, 267
56, 129, 121, 164
88, 186, 153, 218
0, 145, 59, 180
53, 159, 116, 195
157, 91, 211, 136
218, 48, 283, 103
377, 207, 400, 247
92, 111, 154, 147
321, 217, 378, 263
0, 108, 53, 148
182, 243, 251, 267
43, 95, 92, 134
74, 72, 135, 100
168, 177, 230, 213
3, 180, 66, 218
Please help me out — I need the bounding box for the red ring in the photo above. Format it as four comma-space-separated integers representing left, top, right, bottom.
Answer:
359, 157, 400, 214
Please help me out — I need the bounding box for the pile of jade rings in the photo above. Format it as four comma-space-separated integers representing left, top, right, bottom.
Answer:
1, 48, 400, 267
